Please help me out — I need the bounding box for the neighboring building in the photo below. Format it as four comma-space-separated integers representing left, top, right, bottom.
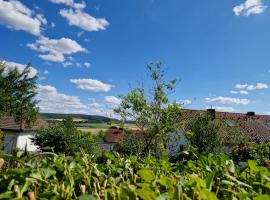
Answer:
181, 109, 270, 144
0, 116, 48, 153
99, 126, 124, 151
100, 109, 270, 154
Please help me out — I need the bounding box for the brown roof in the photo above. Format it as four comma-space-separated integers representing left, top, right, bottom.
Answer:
182, 109, 270, 143
105, 127, 124, 143
0, 116, 48, 131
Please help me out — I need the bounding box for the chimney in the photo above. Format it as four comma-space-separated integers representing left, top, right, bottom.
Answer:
207, 108, 215, 120
246, 112, 255, 117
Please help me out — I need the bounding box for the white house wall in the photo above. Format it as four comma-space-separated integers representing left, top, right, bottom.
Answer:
16, 132, 39, 152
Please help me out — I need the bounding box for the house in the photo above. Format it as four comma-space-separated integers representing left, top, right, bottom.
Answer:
100, 109, 270, 154
0, 116, 48, 153
181, 109, 270, 144
100, 126, 142, 151
99, 126, 124, 151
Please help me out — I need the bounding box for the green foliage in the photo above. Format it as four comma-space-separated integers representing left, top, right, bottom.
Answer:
115, 131, 145, 156
184, 112, 224, 154
115, 62, 182, 156
32, 118, 99, 155
0, 152, 269, 199
0, 61, 38, 129
232, 142, 270, 164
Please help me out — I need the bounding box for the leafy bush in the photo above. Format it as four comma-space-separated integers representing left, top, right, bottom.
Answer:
115, 131, 145, 156
184, 112, 224, 154
232, 142, 270, 164
0, 152, 269, 199
32, 118, 99, 156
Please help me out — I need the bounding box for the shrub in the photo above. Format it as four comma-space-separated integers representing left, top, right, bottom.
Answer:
232, 142, 270, 164
32, 118, 99, 155
184, 112, 223, 154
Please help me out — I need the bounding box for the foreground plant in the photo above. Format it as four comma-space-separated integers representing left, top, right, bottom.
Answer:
0, 151, 269, 199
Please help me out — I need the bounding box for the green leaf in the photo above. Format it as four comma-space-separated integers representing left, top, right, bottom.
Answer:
253, 195, 270, 200
136, 187, 157, 200
78, 195, 98, 200
137, 169, 155, 182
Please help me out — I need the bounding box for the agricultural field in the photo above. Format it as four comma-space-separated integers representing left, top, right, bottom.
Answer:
78, 123, 137, 134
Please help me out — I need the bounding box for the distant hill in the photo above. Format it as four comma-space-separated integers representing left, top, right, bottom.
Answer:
40, 113, 119, 123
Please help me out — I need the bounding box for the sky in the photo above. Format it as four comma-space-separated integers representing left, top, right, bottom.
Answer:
0, 0, 270, 117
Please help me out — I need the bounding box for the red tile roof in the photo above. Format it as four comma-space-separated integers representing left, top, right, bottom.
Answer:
105, 127, 124, 143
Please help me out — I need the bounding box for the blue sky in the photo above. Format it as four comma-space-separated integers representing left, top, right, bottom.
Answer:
0, 0, 270, 117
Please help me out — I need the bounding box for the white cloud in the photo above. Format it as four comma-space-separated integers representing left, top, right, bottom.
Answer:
49, 0, 86, 9
0, 0, 47, 35
205, 96, 250, 105
59, 9, 109, 32
104, 96, 121, 105
235, 84, 248, 89
233, 0, 267, 16
230, 90, 249, 95
3, 60, 37, 78
207, 106, 235, 112
84, 62, 91, 68
27, 36, 86, 62
247, 83, 268, 90
37, 84, 118, 117
62, 62, 72, 68
234, 83, 268, 91
37, 84, 87, 114
70, 78, 112, 92
178, 99, 192, 106
43, 70, 49, 74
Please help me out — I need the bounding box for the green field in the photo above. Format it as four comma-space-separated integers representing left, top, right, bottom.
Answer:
77, 123, 137, 134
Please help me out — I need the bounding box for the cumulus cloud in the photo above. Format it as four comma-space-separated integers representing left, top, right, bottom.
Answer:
0, 0, 47, 35
233, 0, 267, 16
234, 83, 268, 91
84, 62, 91, 68
3, 60, 38, 78
37, 85, 118, 117
37, 84, 87, 114
247, 83, 268, 90
62, 62, 72, 68
205, 96, 250, 105
70, 78, 112, 92
49, 0, 86, 9
207, 106, 235, 112
104, 96, 121, 106
230, 90, 249, 95
27, 36, 86, 62
59, 9, 109, 32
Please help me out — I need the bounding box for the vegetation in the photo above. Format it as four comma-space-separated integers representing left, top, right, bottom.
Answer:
0, 152, 269, 199
32, 118, 100, 156
0, 61, 39, 129
183, 112, 246, 155
232, 142, 270, 165
115, 62, 182, 157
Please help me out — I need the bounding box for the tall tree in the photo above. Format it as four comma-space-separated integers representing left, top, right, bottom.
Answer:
0, 62, 39, 129
115, 62, 182, 156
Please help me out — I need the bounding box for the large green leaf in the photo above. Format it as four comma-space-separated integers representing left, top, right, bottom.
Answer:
137, 169, 155, 182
